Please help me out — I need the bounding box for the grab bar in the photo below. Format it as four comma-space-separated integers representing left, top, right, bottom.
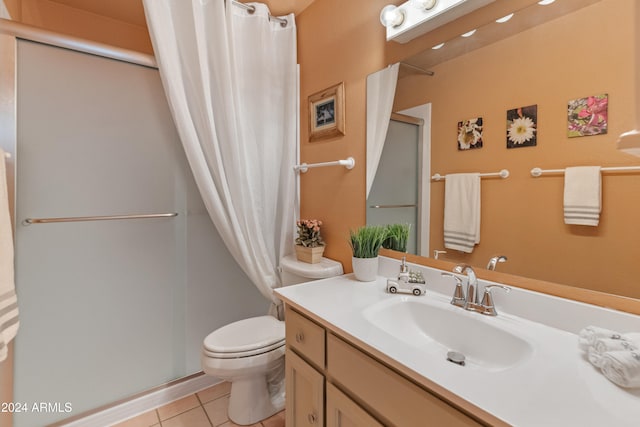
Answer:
22, 212, 178, 225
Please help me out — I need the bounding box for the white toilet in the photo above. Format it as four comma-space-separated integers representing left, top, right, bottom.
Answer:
201, 255, 343, 425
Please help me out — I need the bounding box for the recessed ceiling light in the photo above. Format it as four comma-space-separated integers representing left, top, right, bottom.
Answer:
461, 29, 477, 38
496, 13, 514, 23
538, 0, 556, 5
432, 42, 445, 50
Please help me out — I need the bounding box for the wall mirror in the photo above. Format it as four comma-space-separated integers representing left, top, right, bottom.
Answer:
367, 0, 640, 300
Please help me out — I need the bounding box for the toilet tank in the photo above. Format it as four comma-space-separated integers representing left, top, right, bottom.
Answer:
279, 254, 343, 286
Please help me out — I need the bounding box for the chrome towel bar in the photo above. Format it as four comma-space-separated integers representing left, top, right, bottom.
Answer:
22, 212, 178, 225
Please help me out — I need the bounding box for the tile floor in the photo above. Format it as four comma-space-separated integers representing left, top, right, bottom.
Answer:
111, 382, 285, 427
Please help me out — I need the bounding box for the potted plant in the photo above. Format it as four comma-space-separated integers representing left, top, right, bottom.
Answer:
349, 225, 388, 281
295, 219, 325, 264
382, 223, 411, 253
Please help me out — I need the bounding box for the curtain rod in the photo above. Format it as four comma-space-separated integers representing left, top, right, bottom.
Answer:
400, 62, 435, 76
231, 1, 288, 27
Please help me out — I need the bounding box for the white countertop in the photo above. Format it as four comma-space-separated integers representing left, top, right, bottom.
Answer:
275, 257, 640, 427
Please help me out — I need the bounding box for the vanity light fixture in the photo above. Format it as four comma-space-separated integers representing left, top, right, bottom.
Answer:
495, 13, 514, 23
381, 0, 496, 43
461, 29, 476, 37
380, 5, 405, 28
409, 0, 437, 10
537, 0, 556, 5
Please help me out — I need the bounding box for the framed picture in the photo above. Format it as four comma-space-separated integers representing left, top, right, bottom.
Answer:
457, 117, 483, 150
308, 82, 345, 141
567, 94, 608, 138
506, 104, 537, 148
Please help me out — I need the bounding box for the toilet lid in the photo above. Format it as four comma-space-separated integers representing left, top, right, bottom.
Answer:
203, 315, 285, 354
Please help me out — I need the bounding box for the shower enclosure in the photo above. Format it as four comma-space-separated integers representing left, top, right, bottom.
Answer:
1, 22, 268, 427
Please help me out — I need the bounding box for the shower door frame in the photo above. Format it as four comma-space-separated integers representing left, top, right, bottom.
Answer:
0, 17, 158, 420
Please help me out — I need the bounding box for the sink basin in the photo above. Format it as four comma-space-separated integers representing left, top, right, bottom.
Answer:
362, 297, 533, 371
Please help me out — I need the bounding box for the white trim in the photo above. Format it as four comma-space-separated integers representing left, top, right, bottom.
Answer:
57, 373, 221, 427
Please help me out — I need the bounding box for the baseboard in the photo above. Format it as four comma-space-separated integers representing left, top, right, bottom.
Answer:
50, 372, 220, 427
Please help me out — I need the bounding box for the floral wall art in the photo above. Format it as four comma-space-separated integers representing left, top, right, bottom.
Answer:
567, 94, 608, 137
457, 117, 483, 150
506, 104, 537, 148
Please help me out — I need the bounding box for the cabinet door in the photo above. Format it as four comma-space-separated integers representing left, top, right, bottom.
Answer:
286, 349, 324, 427
326, 382, 383, 427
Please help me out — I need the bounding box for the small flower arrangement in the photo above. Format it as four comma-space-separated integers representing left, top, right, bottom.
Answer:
295, 219, 325, 248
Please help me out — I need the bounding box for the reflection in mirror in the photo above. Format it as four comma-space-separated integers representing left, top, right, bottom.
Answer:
367, 0, 640, 299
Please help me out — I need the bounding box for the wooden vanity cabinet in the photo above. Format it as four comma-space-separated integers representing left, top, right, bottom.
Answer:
284, 306, 486, 427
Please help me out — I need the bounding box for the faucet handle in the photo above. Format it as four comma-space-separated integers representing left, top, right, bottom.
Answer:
480, 285, 511, 316
441, 273, 465, 307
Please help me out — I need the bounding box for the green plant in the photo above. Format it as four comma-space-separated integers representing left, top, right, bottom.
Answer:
295, 219, 325, 248
383, 223, 411, 253
349, 225, 388, 258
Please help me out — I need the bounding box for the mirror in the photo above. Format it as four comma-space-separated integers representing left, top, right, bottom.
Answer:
367, 0, 640, 299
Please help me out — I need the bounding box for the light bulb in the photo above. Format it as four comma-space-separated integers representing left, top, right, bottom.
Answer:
410, 0, 437, 10
496, 13, 514, 23
380, 5, 405, 28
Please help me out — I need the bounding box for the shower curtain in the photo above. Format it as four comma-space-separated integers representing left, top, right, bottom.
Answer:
143, 0, 297, 305
366, 63, 399, 198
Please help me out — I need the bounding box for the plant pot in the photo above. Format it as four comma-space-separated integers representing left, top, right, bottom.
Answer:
295, 245, 325, 264
352, 256, 379, 282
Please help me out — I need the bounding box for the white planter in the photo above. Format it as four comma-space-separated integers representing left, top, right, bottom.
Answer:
351, 256, 379, 282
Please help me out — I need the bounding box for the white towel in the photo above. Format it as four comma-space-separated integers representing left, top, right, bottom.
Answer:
578, 325, 623, 350
564, 166, 601, 226
600, 350, 640, 388
0, 148, 18, 362
588, 338, 638, 368
443, 173, 480, 253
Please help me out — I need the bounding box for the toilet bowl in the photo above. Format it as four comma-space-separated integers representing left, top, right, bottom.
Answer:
201, 255, 343, 425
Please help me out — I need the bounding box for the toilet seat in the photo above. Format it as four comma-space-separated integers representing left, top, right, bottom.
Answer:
203, 315, 284, 359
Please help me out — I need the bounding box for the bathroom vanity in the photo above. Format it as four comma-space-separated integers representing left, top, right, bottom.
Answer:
274, 256, 640, 426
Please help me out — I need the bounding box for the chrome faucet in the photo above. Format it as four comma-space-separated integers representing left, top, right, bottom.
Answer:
453, 264, 479, 310
445, 264, 511, 316
486, 255, 507, 271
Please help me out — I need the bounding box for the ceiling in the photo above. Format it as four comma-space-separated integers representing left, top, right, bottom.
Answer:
47, 0, 315, 28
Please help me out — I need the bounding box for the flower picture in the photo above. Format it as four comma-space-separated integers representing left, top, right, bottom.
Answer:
507, 105, 537, 148
457, 117, 483, 150
567, 94, 608, 138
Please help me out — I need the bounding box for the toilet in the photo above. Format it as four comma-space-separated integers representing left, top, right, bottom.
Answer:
201, 255, 343, 425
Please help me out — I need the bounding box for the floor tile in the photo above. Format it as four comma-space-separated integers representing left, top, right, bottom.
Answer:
261, 411, 285, 427
197, 382, 231, 404
111, 409, 159, 427
202, 396, 230, 426
157, 394, 200, 421
161, 406, 212, 427
218, 420, 261, 427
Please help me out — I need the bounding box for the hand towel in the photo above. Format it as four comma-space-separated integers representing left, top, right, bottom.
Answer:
564, 166, 601, 226
600, 351, 640, 388
578, 326, 622, 350
0, 148, 18, 362
588, 338, 638, 368
443, 173, 480, 253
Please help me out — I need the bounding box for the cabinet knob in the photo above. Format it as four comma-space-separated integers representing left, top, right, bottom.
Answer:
307, 412, 317, 424
295, 332, 305, 343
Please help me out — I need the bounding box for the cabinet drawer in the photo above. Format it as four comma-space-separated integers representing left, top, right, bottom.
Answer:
285, 306, 325, 369
326, 382, 384, 427
327, 334, 483, 427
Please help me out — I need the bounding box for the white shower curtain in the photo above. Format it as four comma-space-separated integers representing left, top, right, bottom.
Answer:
143, 1, 297, 304
366, 63, 399, 198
